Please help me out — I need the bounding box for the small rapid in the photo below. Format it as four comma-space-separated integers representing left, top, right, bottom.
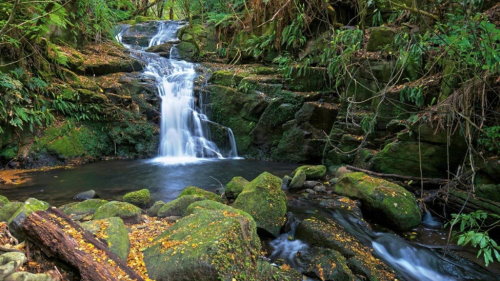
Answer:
116, 21, 238, 164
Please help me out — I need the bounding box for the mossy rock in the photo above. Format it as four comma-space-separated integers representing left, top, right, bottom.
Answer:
209, 70, 250, 87
0, 195, 9, 207
225, 176, 249, 199
60, 199, 109, 217
476, 184, 500, 202
175, 42, 199, 61
0, 202, 23, 222
366, 26, 396, 52
301, 247, 355, 281
289, 169, 306, 190
233, 172, 287, 236
143, 201, 262, 281
147, 201, 166, 217
4, 272, 54, 281
92, 201, 142, 223
334, 172, 421, 230
157, 195, 205, 218
81, 217, 130, 260
0, 252, 27, 280
8, 198, 50, 229
179, 186, 222, 202
294, 165, 327, 180
123, 189, 151, 207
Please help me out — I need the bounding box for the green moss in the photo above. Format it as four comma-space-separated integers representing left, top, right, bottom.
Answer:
176, 42, 200, 61
233, 172, 287, 236
143, 202, 262, 281
271, 127, 307, 163
209, 70, 250, 87
147, 201, 166, 217
179, 186, 222, 202
123, 189, 151, 207
334, 172, 421, 230
304, 247, 355, 281
0, 146, 18, 160
8, 198, 50, 225
225, 176, 249, 199
294, 165, 327, 180
82, 217, 130, 260
0, 195, 9, 207
366, 26, 396, 52
60, 199, 109, 216
157, 195, 205, 217
92, 201, 142, 222
0, 202, 23, 222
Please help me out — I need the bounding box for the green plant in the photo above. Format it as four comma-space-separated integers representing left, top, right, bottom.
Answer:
478, 126, 500, 154
447, 210, 500, 266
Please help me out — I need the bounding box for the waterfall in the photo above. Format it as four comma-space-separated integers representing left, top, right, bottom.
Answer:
116, 21, 238, 163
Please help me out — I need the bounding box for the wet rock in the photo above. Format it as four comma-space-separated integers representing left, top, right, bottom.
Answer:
304, 181, 320, 189
60, 199, 109, 220
294, 165, 327, 180
73, 190, 97, 201
5, 272, 55, 281
305, 189, 316, 194
143, 200, 262, 281
0, 202, 23, 222
174, 42, 199, 61
301, 247, 355, 281
289, 169, 306, 190
318, 197, 362, 217
81, 217, 130, 260
179, 186, 222, 202
147, 200, 166, 217
146, 42, 176, 57
282, 175, 292, 189
92, 201, 142, 223
119, 21, 160, 47
334, 172, 421, 231
233, 172, 287, 236
157, 195, 205, 217
8, 198, 50, 230
295, 102, 338, 133
313, 185, 327, 193
225, 176, 249, 200
123, 189, 151, 207
0, 252, 27, 279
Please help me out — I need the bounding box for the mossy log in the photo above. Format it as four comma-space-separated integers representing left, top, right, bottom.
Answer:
436, 189, 500, 216
21, 208, 143, 281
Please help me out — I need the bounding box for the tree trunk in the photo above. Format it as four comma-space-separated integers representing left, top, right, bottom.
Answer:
21, 208, 144, 281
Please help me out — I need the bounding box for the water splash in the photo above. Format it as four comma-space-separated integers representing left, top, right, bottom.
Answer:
116, 21, 239, 164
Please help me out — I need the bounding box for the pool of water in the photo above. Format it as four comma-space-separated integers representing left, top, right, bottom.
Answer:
0, 159, 297, 206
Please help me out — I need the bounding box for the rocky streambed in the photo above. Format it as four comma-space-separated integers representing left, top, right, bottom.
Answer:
0, 165, 497, 281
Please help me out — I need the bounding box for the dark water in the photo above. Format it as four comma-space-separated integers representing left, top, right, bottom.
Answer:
0, 159, 297, 206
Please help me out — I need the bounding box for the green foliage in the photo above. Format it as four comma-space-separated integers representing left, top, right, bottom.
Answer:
447, 211, 500, 266
281, 9, 307, 49
400, 86, 424, 107
478, 126, 500, 154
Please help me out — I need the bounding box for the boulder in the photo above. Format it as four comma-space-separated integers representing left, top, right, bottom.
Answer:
146, 42, 176, 57
81, 217, 130, 260
8, 198, 50, 229
123, 189, 151, 207
179, 186, 222, 202
0, 195, 9, 207
295, 102, 338, 132
233, 172, 287, 236
73, 190, 97, 201
294, 165, 327, 180
157, 195, 205, 217
366, 26, 396, 52
92, 201, 142, 223
60, 199, 109, 219
174, 42, 199, 61
289, 169, 306, 190
147, 201, 166, 217
225, 176, 249, 199
143, 200, 262, 281
301, 247, 355, 281
5, 272, 55, 281
0, 202, 23, 222
333, 172, 421, 230
0, 252, 27, 280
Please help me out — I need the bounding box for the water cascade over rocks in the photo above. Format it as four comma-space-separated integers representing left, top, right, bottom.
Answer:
116, 21, 238, 164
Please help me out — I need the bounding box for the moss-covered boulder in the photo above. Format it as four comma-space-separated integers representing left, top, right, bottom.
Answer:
143, 200, 263, 281
366, 26, 396, 52
4, 272, 55, 281
225, 176, 249, 199
175, 42, 199, 61
294, 165, 327, 180
147, 201, 166, 217
157, 195, 205, 218
8, 198, 50, 228
81, 217, 130, 260
179, 186, 222, 202
123, 189, 151, 207
0, 195, 9, 207
0, 202, 23, 222
60, 199, 109, 219
333, 172, 421, 230
289, 169, 306, 190
0, 252, 27, 280
92, 201, 142, 223
301, 247, 355, 281
233, 172, 287, 236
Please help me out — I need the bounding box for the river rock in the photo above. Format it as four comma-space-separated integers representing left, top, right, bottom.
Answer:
123, 189, 151, 207
304, 181, 320, 189
147, 201, 166, 217
143, 200, 262, 281
233, 172, 287, 236
60, 199, 109, 220
8, 198, 50, 230
333, 172, 421, 231
313, 185, 327, 193
224, 176, 249, 200
0, 202, 23, 222
81, 217, 130, 260
301, 247, 355, 281
92, 201, 142, 223
289, 169, 306, 190
73, 190, 97, 201
146, 42, 176, 57
294, 165, 327, 180
0, 252, 27, 279
318, 197, 363, 218
179, 186, 222, 202
157, 195, 205, 217
0, 195, 9, 207
5, 272, 55, 281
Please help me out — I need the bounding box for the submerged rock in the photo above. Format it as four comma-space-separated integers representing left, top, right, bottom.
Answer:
179, 186, 222, 202
73, 190, 97, 201
233, 172, 287, 236
333, 172, 421, 231
143, 200, 262, 281
81, 217, 130, 260
92, 201, 142, 223
224, 176, 249, 199
123, 189, 151, 207
157, 195, 205, 217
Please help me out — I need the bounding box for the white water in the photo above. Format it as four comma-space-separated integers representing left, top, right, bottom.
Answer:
116, 21, 238, 164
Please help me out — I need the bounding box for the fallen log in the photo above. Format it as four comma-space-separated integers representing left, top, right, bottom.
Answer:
435, 189, 500, 216
21, 208, 144, 281
345, 165, 448, 186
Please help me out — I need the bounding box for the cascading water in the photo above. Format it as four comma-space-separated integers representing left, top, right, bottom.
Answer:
116, 21, 238, 163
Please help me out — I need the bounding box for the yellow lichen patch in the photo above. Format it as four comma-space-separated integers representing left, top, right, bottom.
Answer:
127, 216, 172, 281
0, 166, 72, 186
